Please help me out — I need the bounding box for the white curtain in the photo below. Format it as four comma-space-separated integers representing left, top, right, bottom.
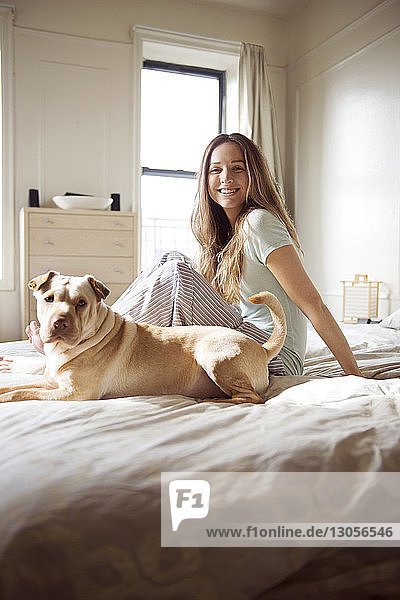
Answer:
239, 42, 283, 190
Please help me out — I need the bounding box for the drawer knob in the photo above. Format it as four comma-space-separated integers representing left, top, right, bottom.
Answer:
44, 239, 50, 245
45, 218, 50, 223
114, 221, 121, 226
113, 267, 121, 273
113, 241, 120, 246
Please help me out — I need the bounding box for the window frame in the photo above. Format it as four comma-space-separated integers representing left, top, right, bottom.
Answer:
141, 59, 226, 181
131, 25, 240, 269
0, 5, 15, 291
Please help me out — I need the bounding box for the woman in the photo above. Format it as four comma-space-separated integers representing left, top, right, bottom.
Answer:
18, 133, 361, 378
190, 132, 361, 376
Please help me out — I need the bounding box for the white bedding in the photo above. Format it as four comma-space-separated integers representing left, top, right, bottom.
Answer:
0, 323, 399, 599
305, 323, 400, 379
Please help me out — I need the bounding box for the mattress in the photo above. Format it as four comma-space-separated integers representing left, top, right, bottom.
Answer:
0, 323, 399, 599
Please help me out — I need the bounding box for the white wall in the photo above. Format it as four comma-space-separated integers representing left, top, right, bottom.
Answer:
286, 0, 386, 64
1, 0, 288, 341
286, 0, 400, 320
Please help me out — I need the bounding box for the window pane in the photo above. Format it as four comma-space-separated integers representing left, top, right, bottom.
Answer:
141, 69, 219, 172
141, 175, 198, 270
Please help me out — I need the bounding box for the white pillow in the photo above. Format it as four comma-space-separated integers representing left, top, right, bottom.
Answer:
380, 308, 400, 330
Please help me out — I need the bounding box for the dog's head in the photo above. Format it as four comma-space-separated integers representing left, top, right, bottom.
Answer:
28, 271, 110, 348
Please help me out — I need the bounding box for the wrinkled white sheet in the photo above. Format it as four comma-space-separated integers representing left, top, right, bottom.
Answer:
0, 325, 399, 599
304, 323, 400, 379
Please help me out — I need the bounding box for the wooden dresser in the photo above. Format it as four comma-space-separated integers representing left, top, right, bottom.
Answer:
20, 207, 137, 334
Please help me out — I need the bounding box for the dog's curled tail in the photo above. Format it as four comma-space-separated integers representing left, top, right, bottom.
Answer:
248, 291, 287, 360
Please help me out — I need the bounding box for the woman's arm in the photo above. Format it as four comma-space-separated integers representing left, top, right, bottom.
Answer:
266, 245, 362, 376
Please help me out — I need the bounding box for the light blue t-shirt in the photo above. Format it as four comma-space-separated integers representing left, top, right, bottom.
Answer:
239, 209, 307, 375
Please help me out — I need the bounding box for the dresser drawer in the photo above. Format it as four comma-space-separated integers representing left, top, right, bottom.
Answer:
29, 257, 135, 283
30, 228, 133, 257
29, 212, 134, 231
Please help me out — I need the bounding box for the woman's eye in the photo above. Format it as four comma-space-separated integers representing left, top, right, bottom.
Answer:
44, 295, 54, 303
77, 299, 86, 307
209, 168, 220, 174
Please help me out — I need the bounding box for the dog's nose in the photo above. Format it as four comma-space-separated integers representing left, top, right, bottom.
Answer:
52, 317, 70, 331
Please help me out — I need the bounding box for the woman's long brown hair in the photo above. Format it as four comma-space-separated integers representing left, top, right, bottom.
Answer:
191, 133, 301, 304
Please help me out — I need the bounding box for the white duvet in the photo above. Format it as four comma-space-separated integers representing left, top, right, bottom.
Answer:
0, 323, 399, 599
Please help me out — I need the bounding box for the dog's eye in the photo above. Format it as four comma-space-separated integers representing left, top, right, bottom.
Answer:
44, 295, 54, 303
77, 299, 86, 307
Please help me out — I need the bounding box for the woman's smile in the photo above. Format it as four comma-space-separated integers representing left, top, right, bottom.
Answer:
217, 187, 240, 194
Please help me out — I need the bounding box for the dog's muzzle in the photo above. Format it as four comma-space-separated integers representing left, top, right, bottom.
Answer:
43, 314, 78, 343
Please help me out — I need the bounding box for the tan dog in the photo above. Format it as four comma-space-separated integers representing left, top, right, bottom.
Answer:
0, 272, 286, 404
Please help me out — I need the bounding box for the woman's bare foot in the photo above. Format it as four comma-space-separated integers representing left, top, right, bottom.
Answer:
0, 355, 46, 374
0, 322, 46, 374
0, 321, 47, 375
25, 321, 45, 355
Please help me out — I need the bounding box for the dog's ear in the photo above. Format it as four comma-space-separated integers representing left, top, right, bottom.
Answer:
86, 275, 110, 301
28, 271, 60, 292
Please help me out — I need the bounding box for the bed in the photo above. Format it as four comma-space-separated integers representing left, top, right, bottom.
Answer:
0, 318, 399, 599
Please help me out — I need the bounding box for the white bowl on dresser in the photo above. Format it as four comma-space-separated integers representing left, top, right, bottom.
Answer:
52, 196, 113, 210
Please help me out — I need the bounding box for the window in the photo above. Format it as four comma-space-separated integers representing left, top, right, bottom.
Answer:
140, 60, 225, 269
132, 26, 240, 271
0, 6, 14, 290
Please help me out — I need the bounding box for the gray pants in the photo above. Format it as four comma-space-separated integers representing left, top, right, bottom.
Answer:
112, 251, 285, 376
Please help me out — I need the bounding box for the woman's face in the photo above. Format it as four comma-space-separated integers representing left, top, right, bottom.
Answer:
207, 142, 249, 226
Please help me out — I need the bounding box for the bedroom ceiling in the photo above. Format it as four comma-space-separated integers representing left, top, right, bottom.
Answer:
195, 0, 311, 18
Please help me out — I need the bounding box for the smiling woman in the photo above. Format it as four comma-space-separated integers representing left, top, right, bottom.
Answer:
191, 132, 362, 377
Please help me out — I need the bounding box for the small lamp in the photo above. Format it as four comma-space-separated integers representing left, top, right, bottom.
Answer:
341, 274, 382, 323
